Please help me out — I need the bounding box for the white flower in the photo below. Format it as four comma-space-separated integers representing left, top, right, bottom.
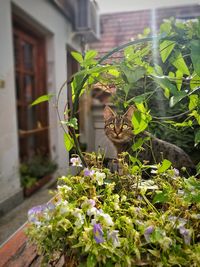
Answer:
81, 199, 96, 209
87, 207, 98, 216
107, 230, 120, 247
73, 208, 84, 227
100, 213, 114, 226
58, 185, 72, 192
70, 157, 82, 167
94, 171, 106, 185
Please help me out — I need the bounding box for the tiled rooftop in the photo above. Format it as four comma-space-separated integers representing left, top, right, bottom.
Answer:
91, 4, 200, 60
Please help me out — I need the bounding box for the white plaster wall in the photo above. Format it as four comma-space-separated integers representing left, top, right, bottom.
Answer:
0, 0, 80, 204
0, 0, 21, 202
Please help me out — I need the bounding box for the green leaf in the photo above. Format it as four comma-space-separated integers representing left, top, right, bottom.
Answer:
195, 129, 200, 146
83, 50, 98, 67
160, 21, 172, 34
124, 46, 134, 60
154, 64, 163, 75
31, 94, 54, 106
86, 254, 97, 267
105, 260, 115, 267
64, 133, 74, 151
71, 51, 83, 63
189, 95, 198, 111
108, 68, 120, 77
160, 40, 175, 63
121, 64, 146, 83
153, 190, 169, 204
191, 40, 200, 76
127, 92, 152, 104
132, 110, 151, 135
190, 110, 200, 124
152, 76, 177, 96
132, 138, 144, 152
169, 91, 187, 107
85, 50, 97, 61
176, 70, 183, 91
129, 155, 142, 166
190, 73, 200, 90
171, 52, 190, 75
158, 159, 172, 173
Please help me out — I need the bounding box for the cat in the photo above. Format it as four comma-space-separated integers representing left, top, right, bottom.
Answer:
103, 105, 195, 171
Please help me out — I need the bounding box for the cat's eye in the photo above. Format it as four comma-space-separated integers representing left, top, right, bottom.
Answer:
122, 124, 128, 130
109, 123, 114, 129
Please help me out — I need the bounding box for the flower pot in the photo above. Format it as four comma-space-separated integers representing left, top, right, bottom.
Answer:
24, 175, 52, 197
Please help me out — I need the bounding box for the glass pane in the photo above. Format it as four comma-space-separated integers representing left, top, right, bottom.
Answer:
22, 41, 33, 70
24, 75, 34, 102
15, 72, 20, 99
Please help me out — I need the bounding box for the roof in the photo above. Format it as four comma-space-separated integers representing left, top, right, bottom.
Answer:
90, 4, 200, 60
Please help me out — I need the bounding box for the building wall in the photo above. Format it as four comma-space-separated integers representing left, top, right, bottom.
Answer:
0, 0, 80, 215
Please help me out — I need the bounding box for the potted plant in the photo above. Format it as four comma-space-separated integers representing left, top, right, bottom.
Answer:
26, 154, 200, 266
27, 19, 200, 266
20, 155, 57, 197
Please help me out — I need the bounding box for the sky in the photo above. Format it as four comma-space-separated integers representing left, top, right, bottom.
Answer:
96, 0, 200, 13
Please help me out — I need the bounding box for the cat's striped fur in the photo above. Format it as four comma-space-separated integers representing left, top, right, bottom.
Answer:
104, 106, 195, 170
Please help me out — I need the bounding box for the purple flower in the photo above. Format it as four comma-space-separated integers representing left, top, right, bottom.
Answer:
179, 226, 191, 245
93, 223, 104, 244
84, 168, 95, 177
46, 203, 55, 211
28, 205, 46, 224
144, 226, 154, 242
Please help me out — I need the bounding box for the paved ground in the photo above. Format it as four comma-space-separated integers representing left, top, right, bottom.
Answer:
0, 179, 57, 246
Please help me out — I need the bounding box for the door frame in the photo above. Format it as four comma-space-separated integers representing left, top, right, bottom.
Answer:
13, 15, 49, 160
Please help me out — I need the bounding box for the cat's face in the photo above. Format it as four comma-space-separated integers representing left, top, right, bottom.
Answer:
104, 106, 135, 144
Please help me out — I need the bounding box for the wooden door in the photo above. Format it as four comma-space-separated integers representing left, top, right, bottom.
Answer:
13, 22, 49, 161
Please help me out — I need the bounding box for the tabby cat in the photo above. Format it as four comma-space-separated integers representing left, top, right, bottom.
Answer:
104, 106, 195, 171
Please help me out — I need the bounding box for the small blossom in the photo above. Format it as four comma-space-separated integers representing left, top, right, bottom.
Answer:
179, 226, 191, 245
81, 199, 96, 209
94, 171, 106, 185
177, 189, 184, 196
73, 208, 84, 227
173, 168, 179, 177
28, 205, 46, 225
59, 200, 69, 214
168, 216, 187, 228
161, 237, 172, 251
58, 185, 72, 192
99, 213, 114, 226
121, 195, 127, 202
107, 230, 120, 247
144, 226, 154, 242
70, 157, 82, 167
84, 168, 95, 177
87, 207, 98, 216
91, 218, 97, 225
46, 203, 55, 211
93, 223, 104, 243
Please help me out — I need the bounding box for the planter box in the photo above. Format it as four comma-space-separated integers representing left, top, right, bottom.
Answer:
0, 223, 65, 267
24, 175, 52, 197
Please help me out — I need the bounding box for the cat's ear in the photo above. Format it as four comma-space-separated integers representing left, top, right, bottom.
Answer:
123, 106, 136, 120
103, 106, 116, 120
